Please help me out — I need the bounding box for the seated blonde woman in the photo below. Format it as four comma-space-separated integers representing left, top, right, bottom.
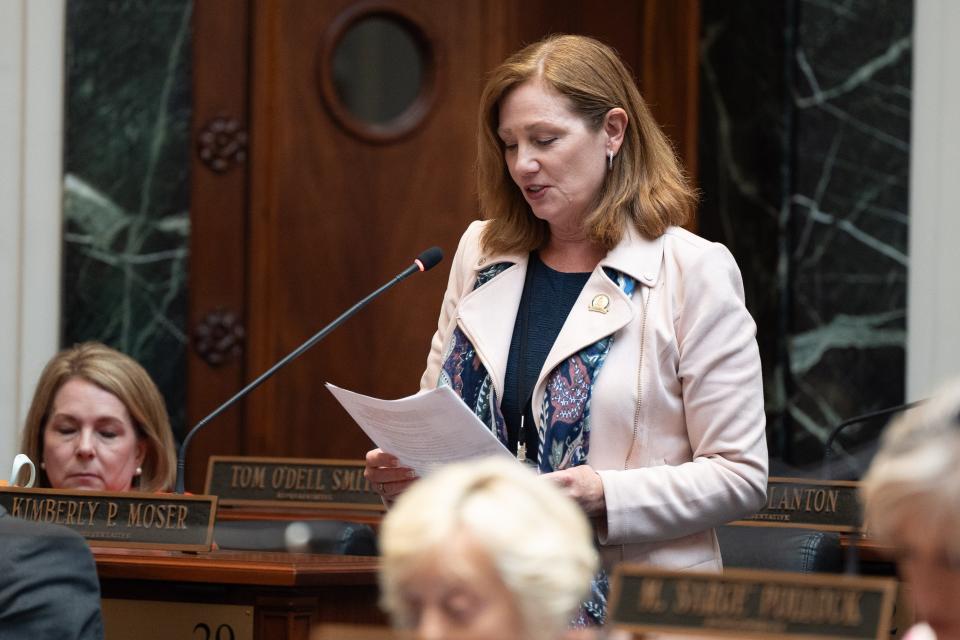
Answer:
19, 342, 176, 492
378, 457, 598, 640
861, 381, 960, 640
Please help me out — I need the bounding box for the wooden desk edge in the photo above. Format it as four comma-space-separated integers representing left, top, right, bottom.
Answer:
841, 536, 896, 563
216, 506, 383, 526
93, 547, 379, 587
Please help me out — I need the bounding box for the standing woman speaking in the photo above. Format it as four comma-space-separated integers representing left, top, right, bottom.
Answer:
366, 34, 768, 625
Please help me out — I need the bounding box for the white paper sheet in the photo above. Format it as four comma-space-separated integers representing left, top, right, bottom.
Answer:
325, 383, 514, 476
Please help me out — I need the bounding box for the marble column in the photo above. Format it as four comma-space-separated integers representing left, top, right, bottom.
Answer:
62, 0, 193, 436
699, 0, 912, 473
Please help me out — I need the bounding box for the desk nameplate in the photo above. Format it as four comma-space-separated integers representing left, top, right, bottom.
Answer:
205, 456, 384, 511
610, 566, 896, 639
0, 486, 217, 551
102, 599, 252, 640
731, 477, 862, 533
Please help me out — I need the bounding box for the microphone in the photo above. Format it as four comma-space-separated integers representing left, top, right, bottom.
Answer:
817, 399, 926, 577
175, 247, 444, 493
821, 398, 926, 472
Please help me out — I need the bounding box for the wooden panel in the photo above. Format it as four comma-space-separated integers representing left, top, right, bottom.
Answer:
244, 0, 499, 461
96, 548, 385, 639
512, 0, 701, 186
641, 0, 701, 186
187, 0, 252, 491
312, 626, 408, 639
512, 0, 648, 75
256, 597, 317, 640
189, 0, 701, 471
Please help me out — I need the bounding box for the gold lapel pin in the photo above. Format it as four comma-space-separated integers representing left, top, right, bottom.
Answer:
588, 294, 610, 314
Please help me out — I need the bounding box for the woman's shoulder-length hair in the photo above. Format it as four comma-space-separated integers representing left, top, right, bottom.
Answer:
19, 341, 177, 492
477, 33, 697, 255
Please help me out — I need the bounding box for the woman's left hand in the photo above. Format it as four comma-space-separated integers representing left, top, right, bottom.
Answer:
542, 465, 606, 516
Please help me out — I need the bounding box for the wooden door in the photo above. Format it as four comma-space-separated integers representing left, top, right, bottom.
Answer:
186, 0, 699, 491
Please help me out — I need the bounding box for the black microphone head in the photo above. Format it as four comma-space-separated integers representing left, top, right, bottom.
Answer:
415, 246, 444, 272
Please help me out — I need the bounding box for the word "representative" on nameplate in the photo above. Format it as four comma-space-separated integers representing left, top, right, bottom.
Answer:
610, 566, 896, 640
204, 456, 384, 510
731, 477, 862, 533
0, 486, 217, 551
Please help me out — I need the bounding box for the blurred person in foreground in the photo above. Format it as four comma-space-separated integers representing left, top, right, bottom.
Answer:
378, 457, 599, 640
861, 381, 960, 640
366, 33, 768, 624
19, 341, 176, 492
0, 504, 104, 639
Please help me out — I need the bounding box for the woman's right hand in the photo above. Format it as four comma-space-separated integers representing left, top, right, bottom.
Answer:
364, 448, 418, 502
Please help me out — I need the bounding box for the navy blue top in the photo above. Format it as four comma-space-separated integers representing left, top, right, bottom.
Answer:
501, 253, 591, 461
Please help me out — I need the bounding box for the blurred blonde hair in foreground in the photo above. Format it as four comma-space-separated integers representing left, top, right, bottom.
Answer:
861, 379, 960, 640
860, 380, 960, 558
378, 457, 599, 640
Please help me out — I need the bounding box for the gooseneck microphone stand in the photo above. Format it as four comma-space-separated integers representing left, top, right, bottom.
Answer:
818, 397, 926, 576
175, 247, 444, 493
821, 398, 927, 473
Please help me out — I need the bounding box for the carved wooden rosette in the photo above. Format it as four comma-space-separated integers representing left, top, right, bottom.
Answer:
198, 115, 248, 173
193, 308, 246, 367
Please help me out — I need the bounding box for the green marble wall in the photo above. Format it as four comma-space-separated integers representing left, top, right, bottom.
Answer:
63, 0, 193, 438
699, 0, 912, 474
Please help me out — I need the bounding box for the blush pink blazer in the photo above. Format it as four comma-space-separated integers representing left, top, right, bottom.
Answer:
422, 221, 768, 572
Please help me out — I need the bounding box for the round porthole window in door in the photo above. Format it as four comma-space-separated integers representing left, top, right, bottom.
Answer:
319, 5, 437, 143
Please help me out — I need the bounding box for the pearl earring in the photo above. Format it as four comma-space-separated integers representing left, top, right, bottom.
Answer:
40, 461, 46, 470
135, 466, 142, 476
607, 150, 614, 171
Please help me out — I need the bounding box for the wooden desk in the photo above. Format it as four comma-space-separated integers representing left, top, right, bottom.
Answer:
94, 547, 384, 640
215, 506, 382, 527
839, 535, 897, 566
